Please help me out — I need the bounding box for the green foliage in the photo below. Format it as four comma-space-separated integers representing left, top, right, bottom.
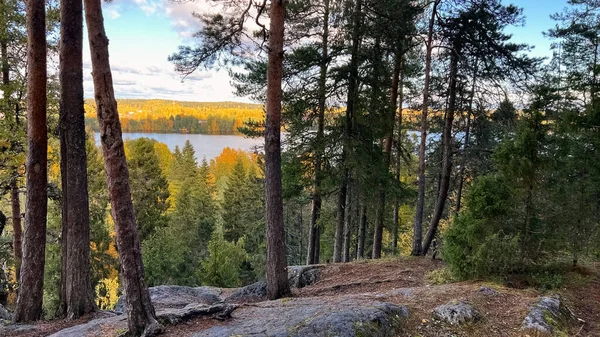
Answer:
126, 137, 170, 241
444, 110, 554, 279
143, 154, 217, 286
201, 229, 247, 288
222, 159, 248, 243
221, 158, 266, 283
425, 267, 456, 285
86, 133, 118, 291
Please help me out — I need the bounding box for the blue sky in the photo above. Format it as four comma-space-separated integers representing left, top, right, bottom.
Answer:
85, 0, 570, 102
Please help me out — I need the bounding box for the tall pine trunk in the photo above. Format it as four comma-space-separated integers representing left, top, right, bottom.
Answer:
392, 64, 405, 251
307, 0, 329, 265
373, 56, 402, 259
342, 184, 353, 262
84, 0, 161, 334
455, 63, 477, 214
58, 0, 96, 318
265, 0, 290, 300
334, 0, 361, 263
356, 201, 367, 259
421, 40, 461, 255
13, 0, 47, 321
412, 0, 440, 256
10, 181, 22, 284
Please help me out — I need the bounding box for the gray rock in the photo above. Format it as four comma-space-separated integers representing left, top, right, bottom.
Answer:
477, 286, 497, 296
521, 295, 572, 335
48, 312, 126, 337
288, 265, 321, 288
114, 285, 222, 313
156, 302, 237, 325
194, 297, 408, 337
433, 300, 480, 325
47, 304, 237, 337
0, 323, 38, 336
225, 280, 267, 303
227, 265, 322, 303
0, 303, 11, 320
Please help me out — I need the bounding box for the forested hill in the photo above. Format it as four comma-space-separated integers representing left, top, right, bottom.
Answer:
84, 99, 264, 134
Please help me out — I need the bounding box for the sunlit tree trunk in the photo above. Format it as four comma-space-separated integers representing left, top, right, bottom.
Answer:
13, 0, 48, 322
84, 0, 162, 334
264, 0, 290, 300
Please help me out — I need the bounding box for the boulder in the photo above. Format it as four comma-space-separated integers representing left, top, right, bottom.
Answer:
114, 285, 222, 313
476, 286, 497, 296
227, 265, 322, 303
288, 265, 321, 288
225, 280, 267, 303
156, 302, 237, 325
0, 323, 38, 336
48, 304, 237, 337
521, 295, 572, 335
194, 297, 408, 337
0, 303, 11, 321
433, 300, 480, 325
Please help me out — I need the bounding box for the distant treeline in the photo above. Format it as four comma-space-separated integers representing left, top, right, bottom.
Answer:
84, 99, 263, 134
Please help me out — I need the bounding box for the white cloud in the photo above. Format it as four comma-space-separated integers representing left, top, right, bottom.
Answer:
83, 0, 254, 103
106, 7, 121, 19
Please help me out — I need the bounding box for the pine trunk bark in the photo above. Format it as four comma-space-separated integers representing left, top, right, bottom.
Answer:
334, 0, 361, 263
356, 202, 367, 259
333, 176, 347, 262
373, 57, 402, 259
264, 0, 290, 300
58, 0, 96, 318
421, 41, 461, 256
10, 181, 22, 284
307, 0, 329, 265
342, 184, 352, 263
83, 0, 162, 334
455, 64, 477, 214
13, 0, 47, 322
392, 64, 405, 251
412, 0, 440, 256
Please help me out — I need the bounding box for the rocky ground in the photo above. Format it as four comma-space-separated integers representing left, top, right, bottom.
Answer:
1, 257, 598, 337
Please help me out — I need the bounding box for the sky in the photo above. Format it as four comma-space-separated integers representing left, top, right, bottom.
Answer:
84, 0, 570, 103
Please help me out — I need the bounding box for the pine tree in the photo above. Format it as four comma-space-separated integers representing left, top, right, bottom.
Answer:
127, 138, 170, 241
83, 0, 162, 333
223, 158, 248, 243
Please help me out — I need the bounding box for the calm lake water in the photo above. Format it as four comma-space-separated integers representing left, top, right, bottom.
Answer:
94, 132, 264, 161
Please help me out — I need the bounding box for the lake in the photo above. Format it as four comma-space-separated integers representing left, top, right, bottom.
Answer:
94, 133, 264, 161
94, 131, 434, 162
